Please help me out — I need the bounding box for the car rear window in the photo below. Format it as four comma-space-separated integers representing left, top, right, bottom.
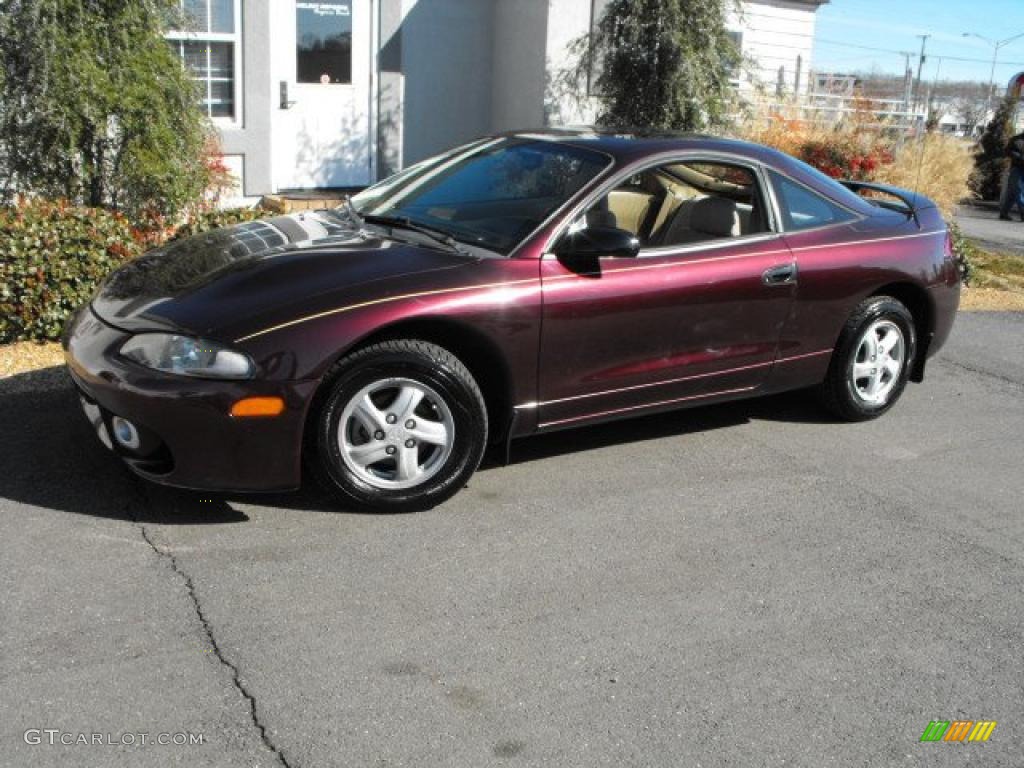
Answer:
768, 170, 859, 232
784, 157, 875, 212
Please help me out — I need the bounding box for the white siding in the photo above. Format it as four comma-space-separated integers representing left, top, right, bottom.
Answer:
542, 0, 823, 123
729, 0, 819, 95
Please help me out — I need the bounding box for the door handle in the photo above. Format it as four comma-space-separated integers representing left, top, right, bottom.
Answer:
279, 80, 296, 110
763, 262, 797, 286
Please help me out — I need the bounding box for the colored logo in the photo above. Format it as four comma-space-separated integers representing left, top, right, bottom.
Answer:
920, 720, 997, 743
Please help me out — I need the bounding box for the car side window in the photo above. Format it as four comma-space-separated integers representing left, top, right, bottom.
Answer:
581, 160, 771, 251
768, 170, 857, 232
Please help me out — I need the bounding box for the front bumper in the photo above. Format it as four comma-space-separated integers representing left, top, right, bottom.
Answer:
63, 306, 317, 492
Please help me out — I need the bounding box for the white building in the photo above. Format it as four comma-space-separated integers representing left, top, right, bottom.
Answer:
728, 0, 825, 96
176, 0, 827, 198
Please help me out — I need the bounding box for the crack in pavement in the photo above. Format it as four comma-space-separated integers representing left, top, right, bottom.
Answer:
126, 480, 293, 768
936, 356, 1023, 389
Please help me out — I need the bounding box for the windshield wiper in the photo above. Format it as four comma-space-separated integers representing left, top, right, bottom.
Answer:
361, 213, 462, 253
339, 196, 364, 229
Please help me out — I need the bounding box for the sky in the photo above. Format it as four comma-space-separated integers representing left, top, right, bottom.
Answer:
812, 0, 1024, 85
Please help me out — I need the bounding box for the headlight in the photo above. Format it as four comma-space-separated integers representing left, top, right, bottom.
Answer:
119, 334, 254, 379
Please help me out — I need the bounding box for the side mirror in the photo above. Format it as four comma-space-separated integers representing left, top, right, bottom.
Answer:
554, 226, 640, 259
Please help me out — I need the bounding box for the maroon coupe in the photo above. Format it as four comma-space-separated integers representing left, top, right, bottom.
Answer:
63, 130, 960, 511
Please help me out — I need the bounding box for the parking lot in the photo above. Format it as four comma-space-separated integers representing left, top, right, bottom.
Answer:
2, 311, 1023, 767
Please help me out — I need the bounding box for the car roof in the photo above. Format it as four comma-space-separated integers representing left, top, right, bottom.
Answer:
497, 126, 778, 164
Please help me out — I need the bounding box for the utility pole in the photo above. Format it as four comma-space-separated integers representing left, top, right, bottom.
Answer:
901, 52, 913, 113
899, 51, 913, 147
913, 34, 930, 118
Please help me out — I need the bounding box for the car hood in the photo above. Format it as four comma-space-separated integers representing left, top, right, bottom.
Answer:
91, 211, 476, 339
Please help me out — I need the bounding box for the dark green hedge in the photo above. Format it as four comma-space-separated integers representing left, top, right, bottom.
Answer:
1, 200, 141, 342
1, 199, 266, 343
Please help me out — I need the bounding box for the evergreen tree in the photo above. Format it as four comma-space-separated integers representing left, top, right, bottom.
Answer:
0, 0, 212, 220
568, 0, 741, 132
970, 96, 1017, 201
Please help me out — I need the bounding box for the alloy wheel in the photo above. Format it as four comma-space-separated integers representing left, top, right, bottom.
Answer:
850, 319, 905, 406
337, 377, 455, 490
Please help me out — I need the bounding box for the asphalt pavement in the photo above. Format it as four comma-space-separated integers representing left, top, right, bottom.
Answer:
2, 311, 1023, 767
954, 204, 1024, 256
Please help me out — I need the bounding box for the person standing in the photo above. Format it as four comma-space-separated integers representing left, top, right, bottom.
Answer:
999, 131, 1024, 221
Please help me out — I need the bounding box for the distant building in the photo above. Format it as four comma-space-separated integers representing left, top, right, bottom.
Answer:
178, 0, 828, 200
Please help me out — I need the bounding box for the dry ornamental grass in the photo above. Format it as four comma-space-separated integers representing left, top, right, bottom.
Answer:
873, 134, 973, 220
737, 100, 972, 219
0, 341, 65, 378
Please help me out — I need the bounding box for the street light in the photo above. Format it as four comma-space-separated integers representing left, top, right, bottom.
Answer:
962, 31, 1024, 103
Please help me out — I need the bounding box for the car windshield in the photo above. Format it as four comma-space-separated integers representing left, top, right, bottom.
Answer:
351, 138, 611, 254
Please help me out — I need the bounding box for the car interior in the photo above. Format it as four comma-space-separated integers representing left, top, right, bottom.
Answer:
584, 161, 771, 250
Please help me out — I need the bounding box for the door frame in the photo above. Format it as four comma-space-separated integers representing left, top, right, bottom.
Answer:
272, 0, 380, 191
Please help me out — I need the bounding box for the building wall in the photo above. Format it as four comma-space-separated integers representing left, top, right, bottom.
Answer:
729, 0, 821, 96
399, 0, 496, 165
540, 0, 823, 125
216, 0, 826, 194
543, 0, 601, 125
377, 0, 406, 177
382, 0, 553, 168
211, 0, 274, 197
491, 0, 549, 132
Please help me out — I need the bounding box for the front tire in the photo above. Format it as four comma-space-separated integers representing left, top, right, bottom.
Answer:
309, 340, 487, 512
819, 295, 917, 421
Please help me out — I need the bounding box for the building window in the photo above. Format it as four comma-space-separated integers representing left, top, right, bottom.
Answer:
296, 1, 352, 84
167, 0, 240, 122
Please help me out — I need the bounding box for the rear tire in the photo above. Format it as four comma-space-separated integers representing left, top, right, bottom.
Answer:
308, 340, 487, 512
818, 296, 916, 422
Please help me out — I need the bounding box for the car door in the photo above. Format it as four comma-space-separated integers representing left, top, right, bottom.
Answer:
536, 155, 797, 430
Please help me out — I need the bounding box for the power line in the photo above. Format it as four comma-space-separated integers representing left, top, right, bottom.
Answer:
743, 26, 816, 40
815, 38, 920, 56
814, 37, 1024, 67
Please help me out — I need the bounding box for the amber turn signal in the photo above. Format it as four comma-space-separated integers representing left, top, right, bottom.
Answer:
230, 396, 285, 417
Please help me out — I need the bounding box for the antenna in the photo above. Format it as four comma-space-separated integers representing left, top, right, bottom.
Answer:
913, 54, 942, 220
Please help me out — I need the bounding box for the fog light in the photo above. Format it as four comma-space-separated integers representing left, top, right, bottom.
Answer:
111, 416, 141, 451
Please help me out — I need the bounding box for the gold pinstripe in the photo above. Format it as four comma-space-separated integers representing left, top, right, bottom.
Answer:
234, 229, 945, 343
233, 279, 537, 342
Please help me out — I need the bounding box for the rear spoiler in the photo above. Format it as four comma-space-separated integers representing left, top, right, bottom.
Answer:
839, 180, 934, 223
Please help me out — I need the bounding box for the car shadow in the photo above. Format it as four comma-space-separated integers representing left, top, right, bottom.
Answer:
0, 365, 836, 520
489, 388, 834, 469
0, 366, 248, 525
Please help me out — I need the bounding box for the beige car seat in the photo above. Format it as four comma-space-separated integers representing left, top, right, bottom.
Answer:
662, 196, 740, 246
607, 189, 655, 235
